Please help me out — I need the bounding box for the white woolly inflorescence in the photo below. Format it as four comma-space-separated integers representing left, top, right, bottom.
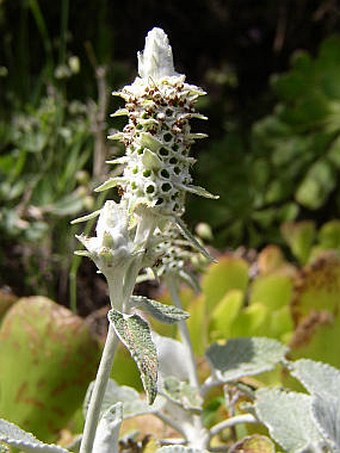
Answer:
75, 28, 217, 279
100, 27, 215, 218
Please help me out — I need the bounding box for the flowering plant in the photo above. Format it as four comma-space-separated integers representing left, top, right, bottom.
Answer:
75, 27, 216, 452
1, 27, 340, 453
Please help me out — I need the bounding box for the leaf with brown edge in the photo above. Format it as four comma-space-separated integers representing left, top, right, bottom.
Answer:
291, 252, 340, 326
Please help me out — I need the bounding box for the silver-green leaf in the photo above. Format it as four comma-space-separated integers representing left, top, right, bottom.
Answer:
108, 309, 158, 404
130, 295, 189, 324
312, 394, 340, 452
0, 419, 69, 453
153, 333, 191, 382
290, 359, 340, 398
70, 209, 101, 224
94, 177, 121, 192
255, 388, 327, 453
206, 337, 288, 383
162, 376, 203, 413
84, 379, 164, 420
92, 403, 122, 453
174, 216, 215, 262
182, 184, 219, 200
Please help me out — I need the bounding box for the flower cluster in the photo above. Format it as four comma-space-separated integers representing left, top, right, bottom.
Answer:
98, 27, 216, 219
151, 222, 207, 289
75, 28, 216, 279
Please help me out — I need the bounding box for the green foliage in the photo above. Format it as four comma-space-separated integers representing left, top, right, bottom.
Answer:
0, 95, 94, 242
84, 378, 164, 421
282, 219, 340, 265
190, 36, 340, 247
230, 435, 276, 453
255, 388, 326, 452
206, 337, 288, 383
129, 295, 189, 324
166, 220, 340, 377
255, 359, 340, 452
0, 90, 98, 297
0, 418, 69, 453
3, 327, 340, 452
0, 296, 99, 442
181, 251, 294, 355
92, 403, 122, 453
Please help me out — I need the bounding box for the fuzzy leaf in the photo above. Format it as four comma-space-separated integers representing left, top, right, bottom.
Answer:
182, 184, 219, 199
255, 388, 326, 452
0, 419, 69, 453
92, 403, 122, 453
311, 394, 340, 452
290, 358, 340, 397
0, 297, 99, 441
296, 160, 336, 210
84, 379, 164, 420
201, 255, 249, 311
174, 216, 215, 262
318, 220, 340, 249
110, 108, 129, 117
108, 310, 158, 404
130, 295, 189, 324
206, 337, 288, 383
290, 253, 340, 325
107, 131, 125, 141
106, 156, 129, 165
70, 209, 101, 224
153, 333, 191, 382
187, 133, 208, 140
162, 376, 203, 413
281, 221, 316, 264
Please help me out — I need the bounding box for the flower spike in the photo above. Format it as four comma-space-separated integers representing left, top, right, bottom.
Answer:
106, 27, 216, 217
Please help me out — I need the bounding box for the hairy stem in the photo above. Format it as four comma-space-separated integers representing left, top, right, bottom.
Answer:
167, 276, 199, 389
167, 276, 209, 449
155, 411, 187, 438
80, 274, 124, 453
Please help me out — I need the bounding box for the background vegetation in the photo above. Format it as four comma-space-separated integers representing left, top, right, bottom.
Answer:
1, 0, 340, 309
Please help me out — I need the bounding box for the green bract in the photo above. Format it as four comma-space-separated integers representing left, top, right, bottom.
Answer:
75, 200, 137, 276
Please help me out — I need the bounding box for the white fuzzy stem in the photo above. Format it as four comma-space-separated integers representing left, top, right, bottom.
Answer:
79, 326, 119, 453
80, 273, 125, 453
167, 276, 200, 389
80, 217, 157, 453
154, 411, 187, 438
167, 276, 209, 450
209, 413, 257, 438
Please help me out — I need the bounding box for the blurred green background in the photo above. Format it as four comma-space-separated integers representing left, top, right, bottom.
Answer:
1, 0, 340, 311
